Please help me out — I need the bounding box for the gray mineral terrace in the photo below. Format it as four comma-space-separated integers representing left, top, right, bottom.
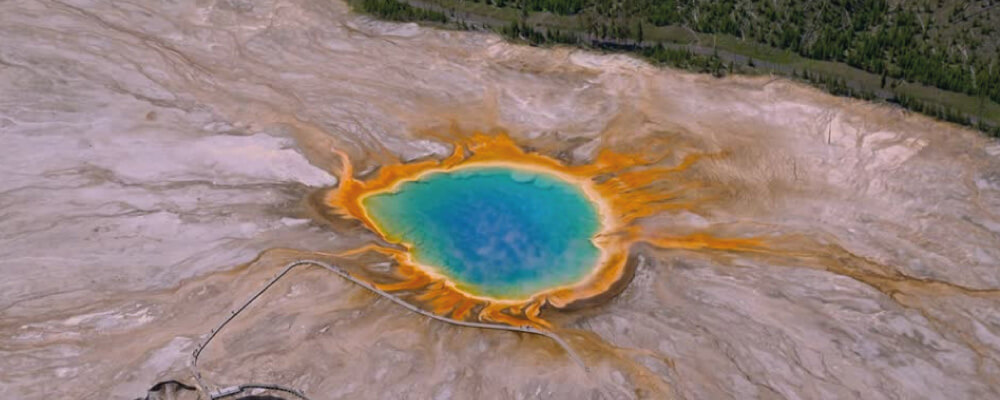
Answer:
2, 0, 1000, 399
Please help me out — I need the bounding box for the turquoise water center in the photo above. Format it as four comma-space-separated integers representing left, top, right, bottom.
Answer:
362, 166, 603, 299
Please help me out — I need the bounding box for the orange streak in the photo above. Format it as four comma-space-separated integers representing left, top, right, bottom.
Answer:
641, 234, 763, 252
334, 244, 406, 258
321, 132, 765, 328
376, 274, 431, 291
451, 299, 477, 320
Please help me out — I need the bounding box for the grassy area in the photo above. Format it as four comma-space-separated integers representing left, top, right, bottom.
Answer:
351, 0, 1000, 137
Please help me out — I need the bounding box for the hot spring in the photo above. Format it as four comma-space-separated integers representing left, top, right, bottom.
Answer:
361, 166, 603, 300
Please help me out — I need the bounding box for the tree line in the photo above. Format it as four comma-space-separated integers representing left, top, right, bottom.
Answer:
477, 0, 1000, 108
356, 0, 1000, 136
358, 0, 448, 23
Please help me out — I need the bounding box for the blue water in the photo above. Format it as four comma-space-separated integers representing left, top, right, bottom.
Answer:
362, 166, 601, 299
